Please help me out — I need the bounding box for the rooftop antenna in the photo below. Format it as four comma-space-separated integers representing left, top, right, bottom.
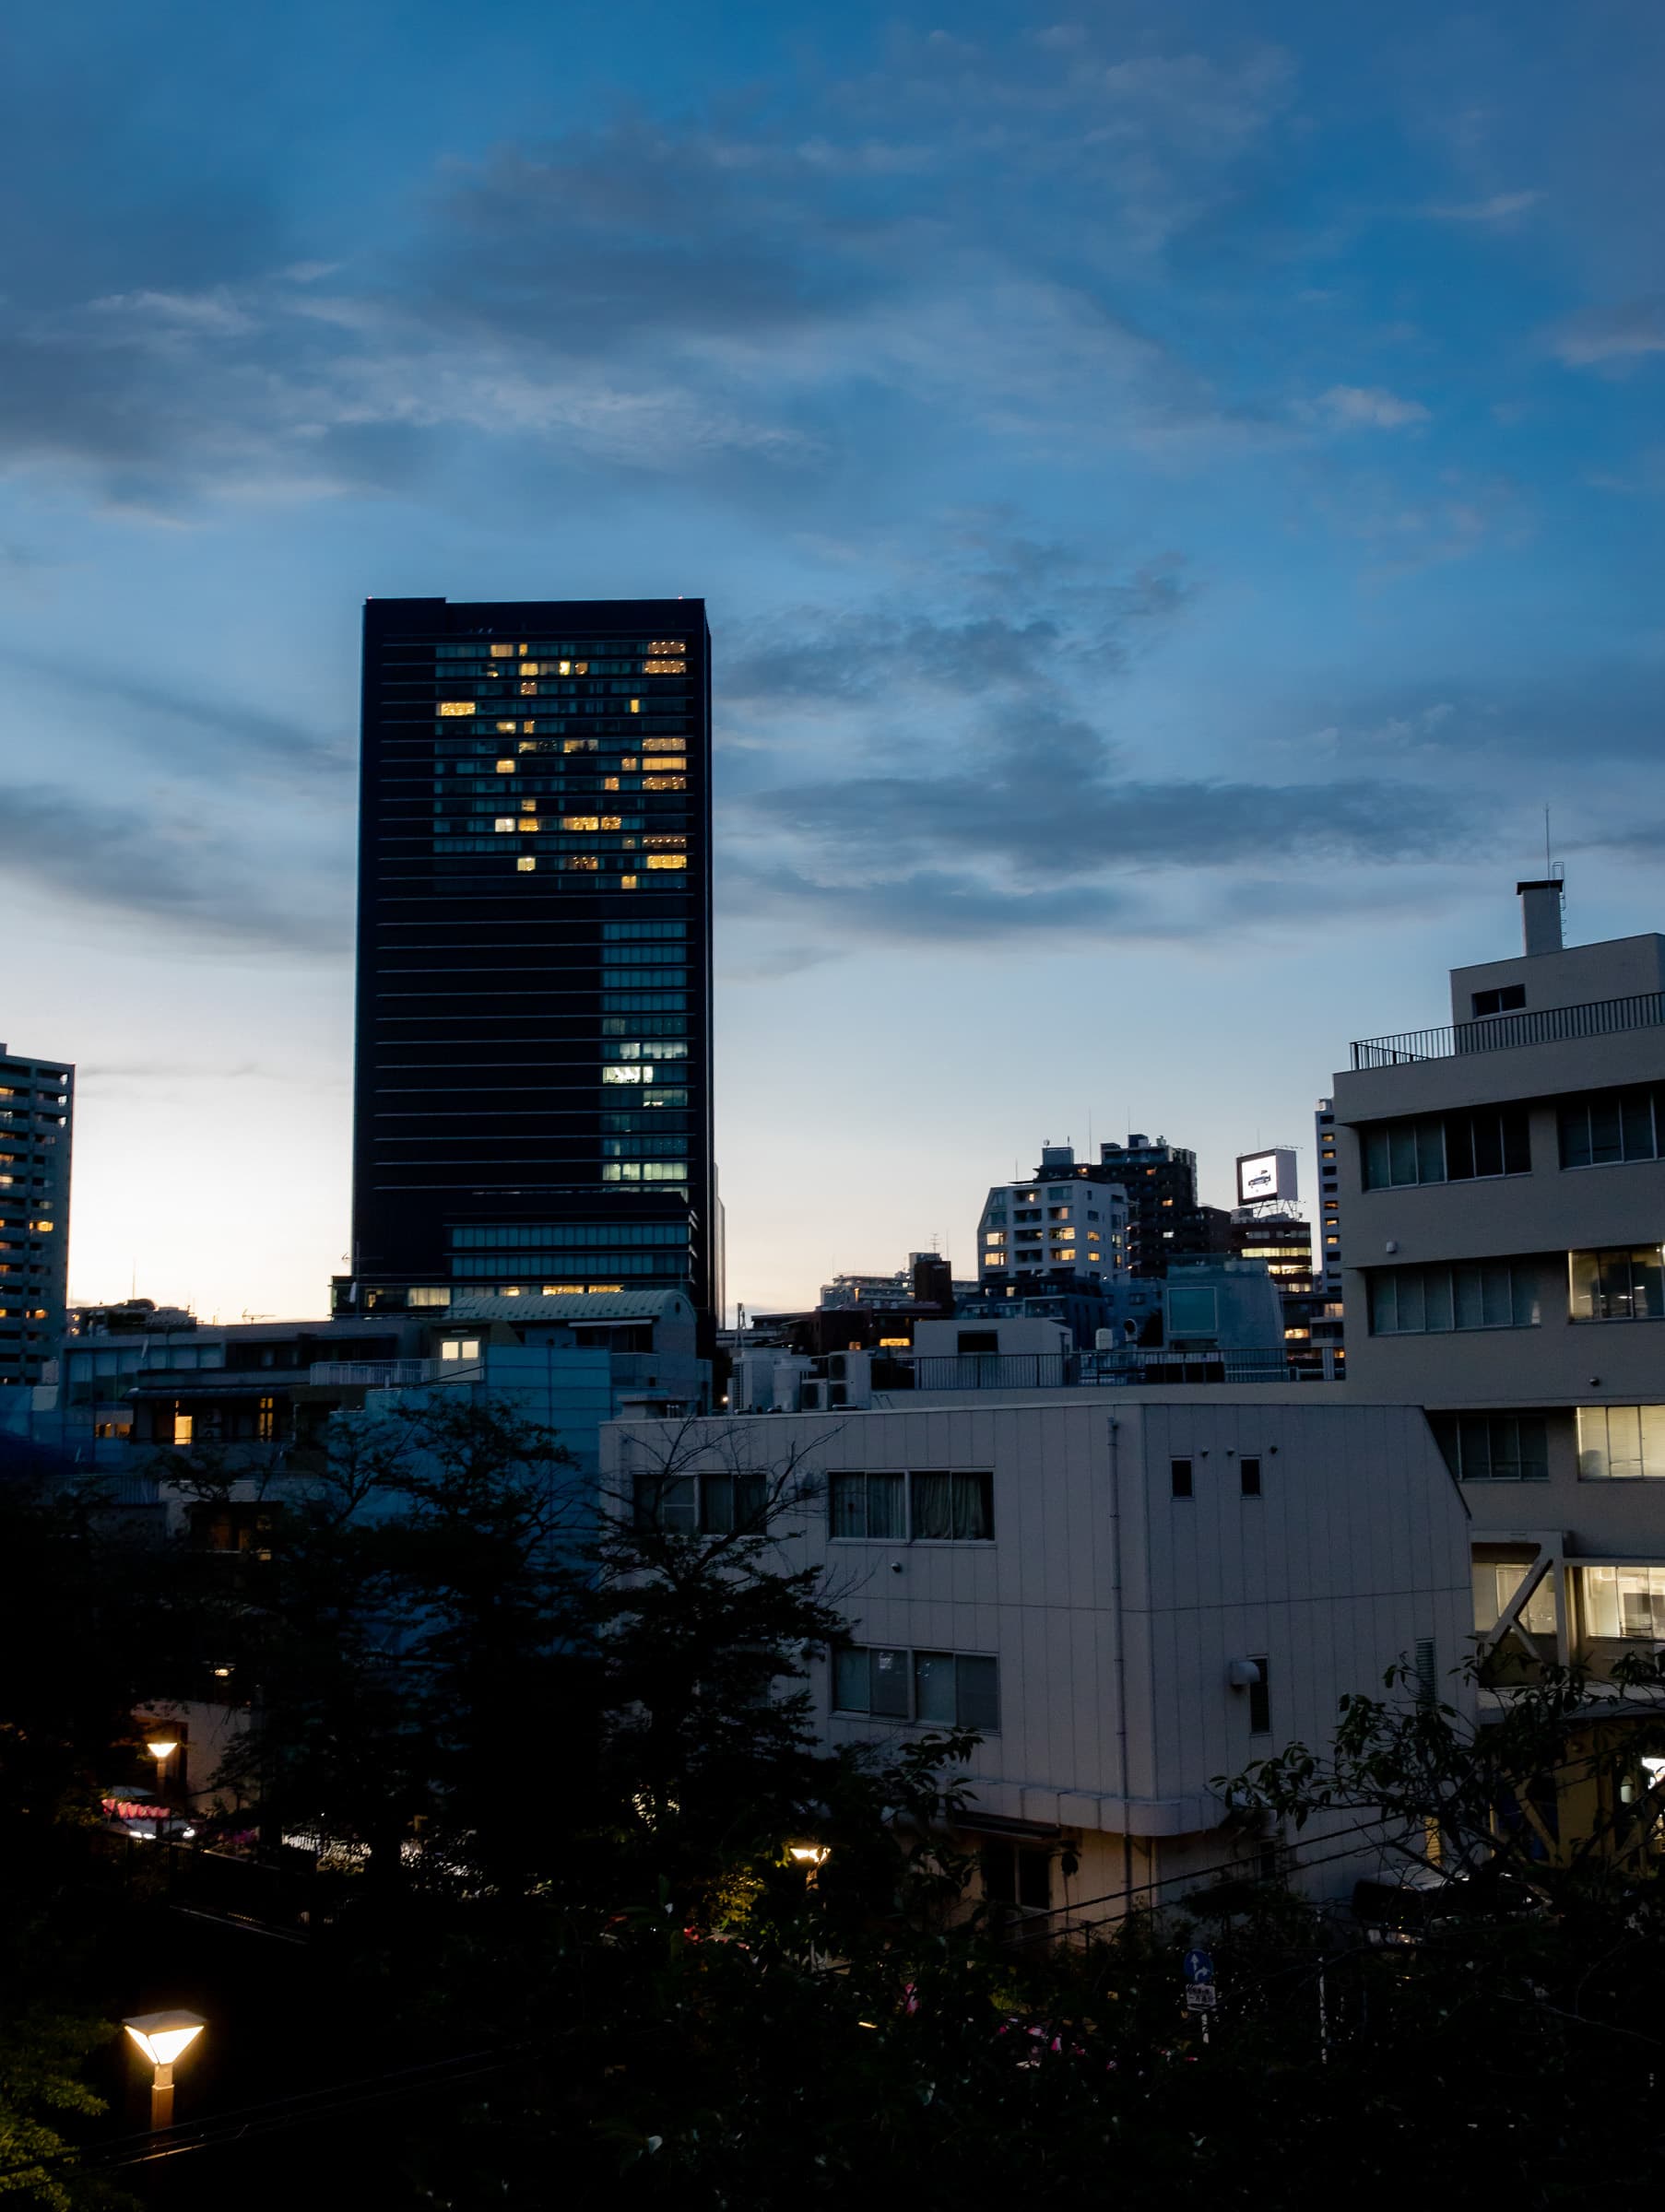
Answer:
1544, 804, 1552, 877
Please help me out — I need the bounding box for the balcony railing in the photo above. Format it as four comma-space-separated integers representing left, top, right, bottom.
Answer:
307, 1359, 447, 1387
908, 1347, 1341, 1392
1352, 990, 1665, 1071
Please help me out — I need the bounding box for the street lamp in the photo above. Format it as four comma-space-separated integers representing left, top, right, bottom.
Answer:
123, 2010, 206, 2130
786, 1841, 831, 1889
145, 1738, 178, 1797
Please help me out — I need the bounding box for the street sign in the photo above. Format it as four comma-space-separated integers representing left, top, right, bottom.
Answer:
1185, 1983, 1219, 2013
1182, 1948, 1215, 1983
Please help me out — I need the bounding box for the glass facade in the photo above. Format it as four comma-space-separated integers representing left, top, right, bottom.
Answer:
344, 600, 715, 1320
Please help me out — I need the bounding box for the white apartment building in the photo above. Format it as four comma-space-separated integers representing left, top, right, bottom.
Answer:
1332, 881, 1665, 1667
977, 1147, 1128, 1290
605, 1390, 1471, 1925
1315, 1100, 1342, 1299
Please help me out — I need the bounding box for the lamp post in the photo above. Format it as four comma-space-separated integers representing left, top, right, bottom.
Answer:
122, 2011, 206, 2130
145, 1738, 178, 1799
786, 1841, 831, 1889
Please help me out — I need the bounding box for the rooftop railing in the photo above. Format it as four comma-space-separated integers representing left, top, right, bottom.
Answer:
1352, 990, 1665, 1071
907, 1347, 1340, 1392
307, 1359, 447, 1387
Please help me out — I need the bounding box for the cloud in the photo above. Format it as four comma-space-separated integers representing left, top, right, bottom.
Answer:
1424, 189, 1543, 222
1316, 385, 1432, 430
0, 782, 347, 952
0, 653, 348, 779
1550, 300, 1665, 368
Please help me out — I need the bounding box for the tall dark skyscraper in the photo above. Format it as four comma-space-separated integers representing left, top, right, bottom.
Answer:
338, 598, 717, 1325
0, 1042, 72, 1389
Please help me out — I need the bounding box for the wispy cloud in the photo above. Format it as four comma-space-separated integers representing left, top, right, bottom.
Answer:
1316, 385, 1432, 430
1424, 189, 1544, 223
1550, 300, 1665, 368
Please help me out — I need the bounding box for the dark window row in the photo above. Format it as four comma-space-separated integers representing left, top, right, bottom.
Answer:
830, 1469, 992, 1541
1431, 1413, 1548, 1482
1361, 1107, 1529, 1190
1368, 1263, 1539, 1334
832, 1645, 999, 1731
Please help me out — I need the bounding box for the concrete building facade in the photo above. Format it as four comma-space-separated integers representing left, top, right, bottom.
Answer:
605, 1391, 1472, 1923
0, 1043, 72, 1390
1332, 882, 1665, 1667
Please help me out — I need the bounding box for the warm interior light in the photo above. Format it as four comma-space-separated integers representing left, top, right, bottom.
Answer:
787, 1841, 830, 1866
146, 1740, 178, 1763
124, 2013, 206, 2067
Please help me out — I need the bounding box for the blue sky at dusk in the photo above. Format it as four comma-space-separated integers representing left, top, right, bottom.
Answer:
3, 0, 1661, 1319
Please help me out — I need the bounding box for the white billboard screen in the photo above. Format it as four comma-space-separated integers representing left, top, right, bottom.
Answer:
1236, 1148, 1297, 1206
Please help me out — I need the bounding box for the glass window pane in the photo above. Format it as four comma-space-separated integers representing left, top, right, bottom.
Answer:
1415, 1117, 1447, 1182
1452, 1265, 1483, 1330
1470, 1114, 1503, 1180
1501, 1109, 1531, 1174
735, 1475, 768, 1530
702, 1473, 735, 1532
954, 1471, 994, 1540
1510, 1266, 1540, 1327
1589, 1100, 1624, 1165
1369, 1273, 1397, 1333
913, 1650, 957, 1724
871, 1648, 909, 1718
1445, 1114, 1476, 1180
1621, 1093, 1655, 1160
1472, 1562, 1502, 1631
1364, 1128, 1391, 1190
1636, 1248, 1664, 1320
1608, 1405, 1644, 1480
1577, 1406, 1609, 1479
1387, 1124, 1418, 1185
1480, 1264, 1512, 1328
1017, 1847, 1050, 1910
1458, 1415, 1492, 1478
830, 1473, 865, 1538
833, 1648, 869, 1712
1569, 1251, 1599, 1320
1584, 1566, 1620, 1640
1642, 1405, 1665, 1478
1560, 1107, 1591, 1169
1399, 1271, 1426, 1332
911, 1472, 953, 1540
868, 1473, 905, 1539
956, 1654, 1000, 1733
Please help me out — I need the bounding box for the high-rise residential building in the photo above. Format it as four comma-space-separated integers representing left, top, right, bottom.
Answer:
0, 1043, 72, 1388
1333, 879, 1665, 1679
338, 598, 717, 1330
1092, 1135, 1232, 1277
1314, 1100, 1342, 1298
976, 1146, 1128, 1293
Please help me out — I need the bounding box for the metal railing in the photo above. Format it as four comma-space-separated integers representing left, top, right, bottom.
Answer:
307, 1359, 445, 1387
908, 1347, 1341, 1392
912, 1354, 1073, 1392
1352, 990, 1665, 1070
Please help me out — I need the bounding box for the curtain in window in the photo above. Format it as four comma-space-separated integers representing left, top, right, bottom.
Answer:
911, 1472, 953, 1540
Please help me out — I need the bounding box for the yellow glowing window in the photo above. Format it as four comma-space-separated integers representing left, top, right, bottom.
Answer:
495, 818, 516, 832
520, 662, 542, 676
558, 660, 571, 674
30, 1220, 53, 1232
644, 737, 685, 752
438, 701, 476, 717
520, 797, 537, 812
621, 874, 638, 888
562, 815, 600, 830
517, 856, 537, 872
600, 814, 621, 830
879, 1335, 910, 1347
648, 639, 686, 653
630, 699, 640, 713
568, 854, 599, 871
519, 741, 537, 754
644, 835, 686, 849
621, 756, 639, 771
490, 643, 514, 659
520, 680, 537, 696
644, 659, 686, 674
564, 739, 596, 754
523, 720, 536, 733
497, 720, 518, 733
573, 662, 588, 674
543, 1285, 583, 1296
603, 776, 620, 791
496, 759, 515, 773
644, 775, 687, 791
646, 853, 688, 869
173, 1413, 194, 1446
586, 1283, 623, 1294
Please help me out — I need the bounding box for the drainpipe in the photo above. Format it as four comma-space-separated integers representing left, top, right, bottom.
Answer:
1107, 1418, 1134, 1910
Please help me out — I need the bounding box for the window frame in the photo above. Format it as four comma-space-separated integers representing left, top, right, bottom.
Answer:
831, 1642, 999, 1731
827, 1467, 994, 1544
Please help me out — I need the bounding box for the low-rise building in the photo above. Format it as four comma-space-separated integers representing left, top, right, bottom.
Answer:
606, 1389, 1472, 1923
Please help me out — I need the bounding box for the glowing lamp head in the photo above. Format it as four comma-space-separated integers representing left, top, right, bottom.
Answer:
146, 1740, 178, 1764
123, 2012, 206, 2068
786, 1841, 831, 1868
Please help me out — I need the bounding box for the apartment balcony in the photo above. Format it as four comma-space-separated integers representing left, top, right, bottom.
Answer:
1352, 990, 1665, 1070
907, 1347, 1341, 1393
306, 1359, 449, 1387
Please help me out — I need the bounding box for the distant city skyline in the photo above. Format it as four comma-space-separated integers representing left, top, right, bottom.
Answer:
5, 0, 1660, 1324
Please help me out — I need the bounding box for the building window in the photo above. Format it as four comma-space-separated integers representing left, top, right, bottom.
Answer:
439, 1337, 481, 1362
407, 1287, 452, 1308
828, 1469, 992, 1541
1430, 1412, 1549, 1481
1360, 1107, 1529, 1190
1471, 983, 1526, 1018
982, 1841, 1051, 1913
1247, 1657, 1270, 1735
1559, 1087, 1663, 1170
1368, 1262, 1539, 1334
1171, 1457, 1194, 1499
832, 1646, 998, 1730
1582, 1565, 1665, 1641
1472, 1562, 1556, 1635
1569, 1245, 1665, 1323
1577, 1404, 1665, 1480
1240, 1455, 1261, 1498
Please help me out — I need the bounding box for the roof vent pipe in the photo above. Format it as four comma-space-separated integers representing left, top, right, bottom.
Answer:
1517, 877, 1563, 958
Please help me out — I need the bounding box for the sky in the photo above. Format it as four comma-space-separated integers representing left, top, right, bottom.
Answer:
3, 0, 1661, 1322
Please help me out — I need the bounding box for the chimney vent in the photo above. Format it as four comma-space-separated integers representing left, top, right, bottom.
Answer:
1517, 878, 1563, 958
